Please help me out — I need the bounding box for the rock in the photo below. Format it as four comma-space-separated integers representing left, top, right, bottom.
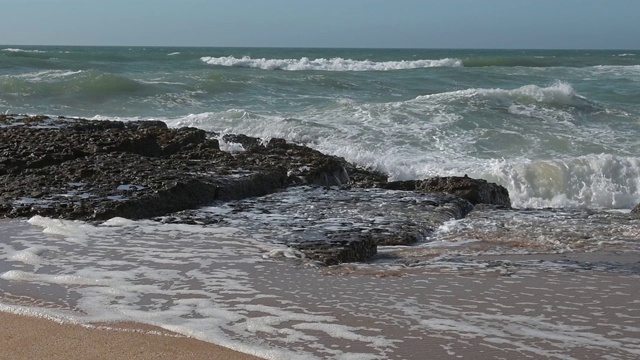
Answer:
157, 187, 475, 265
0, 115, 383, 221
632, 203, 640, 214
292, 234, 377, 265
385, 176, 511, 208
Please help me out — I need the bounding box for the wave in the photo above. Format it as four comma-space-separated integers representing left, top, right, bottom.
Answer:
590, 65, 640, 75
415, 81, 588, 108
489, 155, 640, 209
2, 48, 46, 53
200, 56, 463, 71
16, 70, 85, 82
0, 71, 150, 98
50, 106, 640, 211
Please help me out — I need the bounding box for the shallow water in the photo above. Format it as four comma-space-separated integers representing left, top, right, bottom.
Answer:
1, 208, 639, 359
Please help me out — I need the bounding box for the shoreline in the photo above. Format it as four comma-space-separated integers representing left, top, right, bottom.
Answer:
2, 249, 640, 359
0, 311, 264, 360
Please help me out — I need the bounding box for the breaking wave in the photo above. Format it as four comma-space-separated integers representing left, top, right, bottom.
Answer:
2, 48, 46, 53
201, 56, 463, 71
489, 155, 640, 209
415, 81, 588, 107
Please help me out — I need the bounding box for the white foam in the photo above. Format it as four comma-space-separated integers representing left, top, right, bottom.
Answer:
263, 248, 306, 259
27, 215, 92, 244
216, 136, 246, 153
201, 56, 462, 71
9, 246, 46, 265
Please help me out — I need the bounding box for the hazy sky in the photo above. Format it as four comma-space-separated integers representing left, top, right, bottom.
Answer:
1, 0, 639, 49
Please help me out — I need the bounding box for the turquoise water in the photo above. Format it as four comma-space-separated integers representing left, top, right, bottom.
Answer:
2, 46, 640, 208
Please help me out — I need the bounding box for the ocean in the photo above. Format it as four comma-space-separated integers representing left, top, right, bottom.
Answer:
1, 46, 640, 359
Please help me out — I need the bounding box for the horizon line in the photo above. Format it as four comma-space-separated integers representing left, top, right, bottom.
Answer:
2, 44, 639, 52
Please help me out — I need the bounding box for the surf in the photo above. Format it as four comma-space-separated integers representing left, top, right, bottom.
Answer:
200, 55, 463, 71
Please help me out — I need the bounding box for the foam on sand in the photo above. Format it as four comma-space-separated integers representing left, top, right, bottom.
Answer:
1, 216, 640, 359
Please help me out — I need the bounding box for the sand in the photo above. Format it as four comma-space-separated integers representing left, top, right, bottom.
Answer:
0, 312, 263, 360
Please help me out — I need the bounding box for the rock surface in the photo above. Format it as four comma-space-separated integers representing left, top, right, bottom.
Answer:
0, 115, 375, 220
632, 203, 640, 214
384, 175, 511, 208
155, 187, 474, 265
1, 115, 510, 265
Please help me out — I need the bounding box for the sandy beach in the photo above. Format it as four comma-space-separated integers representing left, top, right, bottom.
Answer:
0, 312, 263, 360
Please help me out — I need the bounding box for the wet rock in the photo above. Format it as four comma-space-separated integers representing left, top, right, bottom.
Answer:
1, 116, 355, 220
292, 234, 377, 265
156, 187, 474, 265
632, 203, 640, 214
385, 175, 511, 208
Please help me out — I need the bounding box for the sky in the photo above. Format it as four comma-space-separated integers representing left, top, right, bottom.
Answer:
1, 0, 639, 49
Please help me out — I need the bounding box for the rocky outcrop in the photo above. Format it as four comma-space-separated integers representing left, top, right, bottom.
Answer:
0, 115, 373, 221
384, 175, 511, 208
157, 187, 475, 264
632, 203, 640, 214
0, 115, 512, 265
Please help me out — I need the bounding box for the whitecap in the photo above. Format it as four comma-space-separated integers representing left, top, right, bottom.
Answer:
200, 56, 463, 71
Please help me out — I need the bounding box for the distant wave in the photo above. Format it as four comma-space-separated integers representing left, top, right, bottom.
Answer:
2, 48, 46, 53
200, 56, 463, 71
592, 65, 640, 73
462, 57, 554, 68
167, 52, 180, 56
1, 70, 146, 97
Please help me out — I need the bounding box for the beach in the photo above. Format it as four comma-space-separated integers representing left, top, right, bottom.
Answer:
0, 312, 262, 360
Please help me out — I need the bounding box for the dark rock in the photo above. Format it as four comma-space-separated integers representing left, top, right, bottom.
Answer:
383, 180, 419, 192
222, 133, 263, 150
157, 187, 475, 265
632, 203, 640, 214
0, 115, 378, 221
292, 234, 377, 265
385, 176, 511, 208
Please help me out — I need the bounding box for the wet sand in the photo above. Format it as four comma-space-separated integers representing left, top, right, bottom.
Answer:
0, 312, 263, 360
2, 254, 640, 359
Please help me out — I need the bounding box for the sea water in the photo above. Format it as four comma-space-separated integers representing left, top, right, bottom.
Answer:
2, 46, 640, 359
